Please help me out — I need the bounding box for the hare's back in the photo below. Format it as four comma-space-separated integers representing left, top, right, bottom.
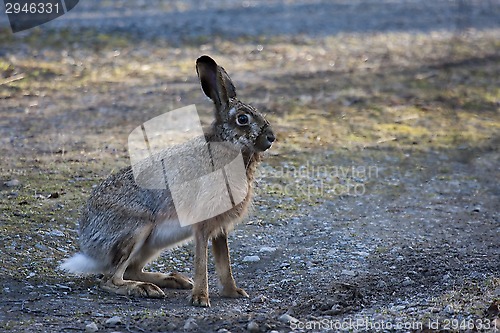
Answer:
78, 168, 174, 247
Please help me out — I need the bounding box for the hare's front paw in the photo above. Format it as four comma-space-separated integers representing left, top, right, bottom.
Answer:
190, 292, 210, 307
220, 286, 249, 298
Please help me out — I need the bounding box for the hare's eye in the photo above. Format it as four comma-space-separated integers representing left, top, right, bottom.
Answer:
236, 114, 249, 126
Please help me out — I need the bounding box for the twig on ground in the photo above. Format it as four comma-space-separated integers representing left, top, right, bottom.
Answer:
0, 74, 25, 86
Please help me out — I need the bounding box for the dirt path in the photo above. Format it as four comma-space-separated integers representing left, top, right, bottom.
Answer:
0, 1, 499, 332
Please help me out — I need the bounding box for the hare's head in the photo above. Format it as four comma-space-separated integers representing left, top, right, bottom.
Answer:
196, 55, 275, 153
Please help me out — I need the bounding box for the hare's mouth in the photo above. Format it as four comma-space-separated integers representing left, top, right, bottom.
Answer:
258, 142, 273, 152
255, 131, 275, 152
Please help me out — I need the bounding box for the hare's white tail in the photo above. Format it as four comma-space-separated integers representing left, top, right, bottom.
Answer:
59, 253, 103, 274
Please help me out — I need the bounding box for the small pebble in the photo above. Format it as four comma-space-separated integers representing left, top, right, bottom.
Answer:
55, 284, 72, 291
166, 322, 177, 330
247, 321, 259, 332
391, 305, 406, 312
243, 255, 261, 262
251, 295, 267, 303
35, 243, 48, 251
341, 270, 357, 277
402, 278, 414, 286
278, 313, 298, 324
4, 179, 20, 187
85, 322, 98, 332
183, 318, 198, 331
259, 246, 277, 253
49, 230, 65, 237
330, 304, 342, 314
443, 304, 454, 314
217, 329, 230, 333
105, 316, 122, 326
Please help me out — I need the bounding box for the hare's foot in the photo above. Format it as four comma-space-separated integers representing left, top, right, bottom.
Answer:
190, 290, 210, 307
100, 277, 165, 298
124, 270, 193, 289
164, 272, 194, 289
220, 286, 249, 298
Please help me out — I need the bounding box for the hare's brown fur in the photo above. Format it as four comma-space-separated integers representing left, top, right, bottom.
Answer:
60, 56, 274, 307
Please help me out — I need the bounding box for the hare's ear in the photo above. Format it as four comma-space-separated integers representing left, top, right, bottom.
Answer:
219, 66, 237, 99
196, 56, 235, 112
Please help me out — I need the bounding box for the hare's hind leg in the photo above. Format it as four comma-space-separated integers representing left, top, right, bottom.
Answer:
100, 228, 165, 298
124, 245, 193, 290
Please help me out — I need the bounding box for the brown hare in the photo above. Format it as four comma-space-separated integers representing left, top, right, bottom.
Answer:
60, 55, 275, 307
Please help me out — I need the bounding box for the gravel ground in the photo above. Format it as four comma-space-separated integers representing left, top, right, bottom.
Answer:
1, 148, 499, 332
0, 1, 499, 332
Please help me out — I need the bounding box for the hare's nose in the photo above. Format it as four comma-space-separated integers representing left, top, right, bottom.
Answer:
266, 133, 275, 143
